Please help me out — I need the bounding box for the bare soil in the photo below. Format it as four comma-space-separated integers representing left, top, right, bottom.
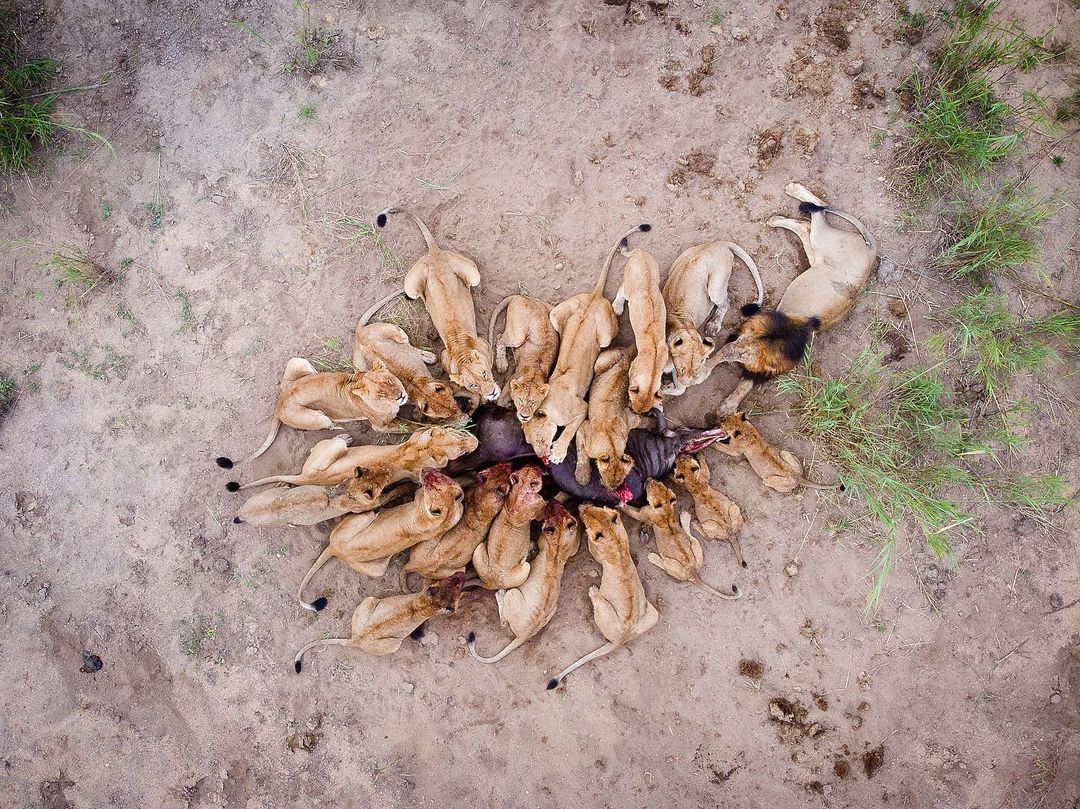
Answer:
2, 1, 1078, 807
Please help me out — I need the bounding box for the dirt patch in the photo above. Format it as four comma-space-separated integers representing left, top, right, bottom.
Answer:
834, 759, 851, 779
882, 327, 910, 363
863, 745, 886, 778
756, 127, 785, 168
739, 658, 765, 678
768, 696, 825, 742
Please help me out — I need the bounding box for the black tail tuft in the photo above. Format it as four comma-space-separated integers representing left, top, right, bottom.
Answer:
216, 457, 234, 469
546, 678, 560, 690
311, 597, 328, 612
741, 302, 762, 317
619, 236, 629, 249
467, 631, 476, 643
225, 481, 240, 492
409, 625, 426, 640
294, 660, 302, 674
376, 212, 388, 228
741, 560, 748, 568
808, 316, 822, 330
639, 223, 652, 232
233, 517, 243, 524
799, 201, 825, 214
839, 482, 847, 492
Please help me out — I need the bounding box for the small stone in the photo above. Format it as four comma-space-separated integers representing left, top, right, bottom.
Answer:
309, 74, 327, 90
401, 682, 415, 693
573, 169, 584, 187
888, 299, 908, 319
776, 5, 789, 20
785, 562, 800, 577
1050, 693, 1062, 704
419, 630, 439, 647
878, 257, 901, 284
731, 28, 749, 41
554, 262, 564, 271
845, 58, 865, 76
1049, 592, 1064, 610
80, 651, 103, 673
366, 24, 387, 40
857, 670, 871, 690
212, 558, 231, 574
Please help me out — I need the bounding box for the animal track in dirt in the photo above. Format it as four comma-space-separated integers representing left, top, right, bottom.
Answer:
768, 696, 826, 742
755, 127, 785, 168
738, 658, 765, 678
862, 744, 886, 778
667, 148, 718, 187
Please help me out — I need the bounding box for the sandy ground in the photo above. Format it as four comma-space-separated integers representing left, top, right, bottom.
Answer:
1, 1, 1078, 807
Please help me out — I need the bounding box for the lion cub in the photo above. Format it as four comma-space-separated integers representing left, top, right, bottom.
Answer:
488, 294, 559, 421
612, 247, 668, 414
353, 322, 462, 422
547, 505, 658, 689
670, 454, 746, 568
402, 463, 513, 581
473, 465, 546, 590
712, 412, 839, 492
216, 357, 407, 468
468, 501, 580, 664
294, 573, 467, 671
621, 480, 740, 600
378, 208, 499, 403
297, 468, 464, 611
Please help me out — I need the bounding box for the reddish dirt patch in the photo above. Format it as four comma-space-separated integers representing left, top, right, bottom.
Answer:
738, 658, 765, 678
863, 745, 886, 778
756, 127, 785, 167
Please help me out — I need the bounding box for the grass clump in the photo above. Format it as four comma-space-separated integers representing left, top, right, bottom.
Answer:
175, 288, 198, 334
298, 102, 317, 120
61, 346, 126, 381
0, 13, 110, 174
897, 2, 929, 42
942, 290, 1079, 397
179, 614, 220, 659
935, 188, 1054, 279
0, 372, 17, 415
47, 247, 119, 296
779, 343, 1072, 607
283, 27, 349, 76
331, 213, 404, 281
778, 349, 979, 605
309, 336, 353, 372
899, 0, 1053, 196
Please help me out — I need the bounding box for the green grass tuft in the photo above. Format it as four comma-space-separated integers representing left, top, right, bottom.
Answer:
46, 247, 118, 296
947, 290, 1078, 397
298, 102, 317, 120
282, 27, 349, 75
331, 213, 404, 282
899, 0, 1053, 197
778, 349, 979, 606
0, 15, 111, 174
0, 372, 17, 415
936, 188, 1053, 279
